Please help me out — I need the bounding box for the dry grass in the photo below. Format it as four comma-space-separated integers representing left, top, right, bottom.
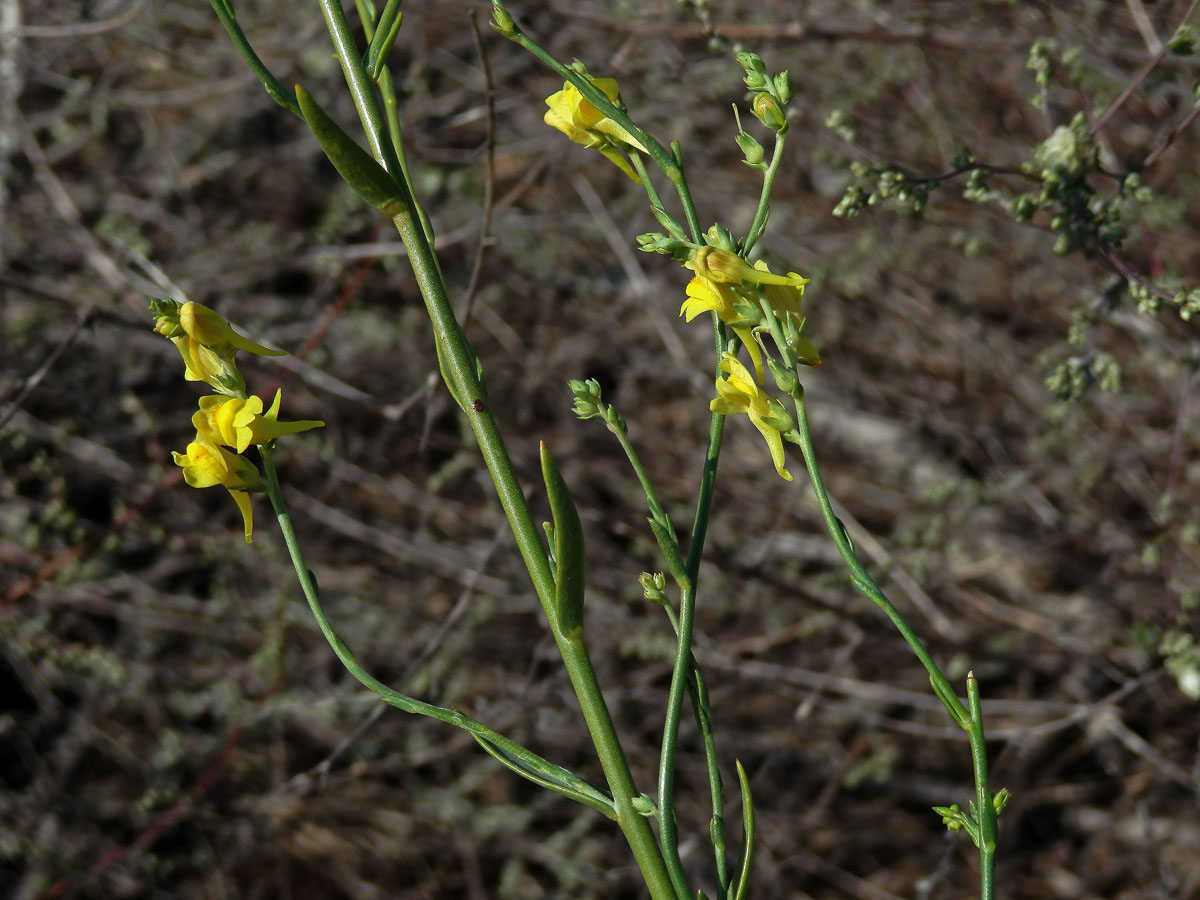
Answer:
2, 1, 1199, 898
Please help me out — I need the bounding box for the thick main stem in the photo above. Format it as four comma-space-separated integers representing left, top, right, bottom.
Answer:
390, 206, 678, 900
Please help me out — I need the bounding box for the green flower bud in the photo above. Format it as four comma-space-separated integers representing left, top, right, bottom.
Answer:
631, 794, 658, 817
639, 571, 669, 606
489, 2, 516, 37
150, 298, 184, 338
773, 71, 793, 105
767, 358, 798, 394
762, 396, 796, 434
752, 92, 786, 130
992, 788, 1011, 816
636, 232, 695, 260
569, 378, 604, 420
1011, 194, 1037, 221
736, 129, 765, 168
743, 71, 768, 91
729, 296, 764, 330
736, 51, 766, 74
1169, 23, 1195, 55
1033, 122, 1095, 180
705, 223, 738, 253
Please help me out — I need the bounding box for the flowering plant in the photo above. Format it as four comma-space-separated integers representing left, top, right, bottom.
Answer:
189, 2, 1007, 897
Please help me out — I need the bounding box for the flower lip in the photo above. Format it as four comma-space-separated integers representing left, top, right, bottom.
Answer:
194, 389, 324, 455
709, 353, 794, 481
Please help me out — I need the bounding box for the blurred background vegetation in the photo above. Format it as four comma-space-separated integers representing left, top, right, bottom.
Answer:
2, 0, 1199, 897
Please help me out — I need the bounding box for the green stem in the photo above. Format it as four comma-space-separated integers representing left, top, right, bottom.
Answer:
307, 11, 693, 896
668, 140, 704, 243
741, 130, 785, 257
686, 363, 727, 588
692, 667, 729, 898
601, 426, 696, 895
317, 5, 678, 876
392, 202, 680, 900
658, 581, 698, 900
208, 0, 301, 116
791, 386, 995, 896
607, 416, 727, 898
350, 0, 435, 248
631, 154, 687, 242
790, 388, 969, 727
968, 674, 996, 900
653, 611, 731, 898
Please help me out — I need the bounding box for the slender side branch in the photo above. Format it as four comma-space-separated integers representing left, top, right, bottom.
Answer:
790, 388, 969, 726
742, 131, 785, 256
602, 405, 729, 895
208, 0, 301, 115
259, 446, 614, 820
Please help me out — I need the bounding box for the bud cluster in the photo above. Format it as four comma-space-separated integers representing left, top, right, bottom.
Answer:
636, 232, 698, 261
733, 50, 792, 171
569, 378, 625, 433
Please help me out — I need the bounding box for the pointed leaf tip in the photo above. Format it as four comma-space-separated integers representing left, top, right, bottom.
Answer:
295, 83, 411, 218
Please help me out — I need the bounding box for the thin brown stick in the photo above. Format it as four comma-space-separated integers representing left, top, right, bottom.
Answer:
1090, 0, 1200, 135
461, 11, 497, 328
1141, 99, 1200, 170
0, 306, 92, 431
555, 7, 1023, 52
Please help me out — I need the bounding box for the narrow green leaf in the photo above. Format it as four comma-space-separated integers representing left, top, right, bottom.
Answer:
540, 443, 586, 641
731, 760, 755, 900
209, 0, 301, 116
295, 83, 410, 217
364, 0, 404, 81
472, 733, 616, 819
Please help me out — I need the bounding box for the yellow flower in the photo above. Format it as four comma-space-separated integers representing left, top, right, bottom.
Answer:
544, 76, 647, 182
686, 247, 808, 288
710, 353, 796, 481
172, 438, 261, 542
166, 301, 287, 393
756, 262, 821, 367
681, 276, 765, 383
179, 301, 287, 357
193, 389, 324, 454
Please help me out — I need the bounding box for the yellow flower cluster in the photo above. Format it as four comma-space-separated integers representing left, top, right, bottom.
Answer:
681, 250, 818, 379
152, 300, 323, 542
679, 248, 817, 481
544, 75, 647, 182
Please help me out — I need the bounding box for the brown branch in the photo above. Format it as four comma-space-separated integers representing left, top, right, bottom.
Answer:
1090, 0, 1200, 136
554, 8, 1023, 52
